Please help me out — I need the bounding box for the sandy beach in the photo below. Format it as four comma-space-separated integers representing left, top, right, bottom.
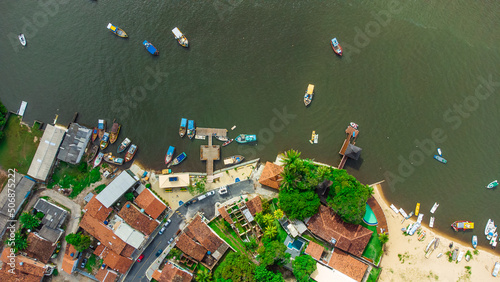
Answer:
372, 183, 500, 282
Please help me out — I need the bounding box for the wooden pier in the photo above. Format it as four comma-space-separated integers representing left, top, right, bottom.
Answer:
196, 127, 228, 138
338, 125, 360, 170
199, 128, 225, 182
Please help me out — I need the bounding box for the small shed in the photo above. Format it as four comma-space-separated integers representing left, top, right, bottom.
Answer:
345, 144, 362, 160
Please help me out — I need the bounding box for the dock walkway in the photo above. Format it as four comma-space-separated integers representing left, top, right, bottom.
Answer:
199, 128, 225, 183
338, 126, 359, 169
196, 127, 227, 138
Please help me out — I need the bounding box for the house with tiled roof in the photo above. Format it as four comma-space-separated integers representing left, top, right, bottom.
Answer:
304, 241, 324, 261
217, 206, 233, 224
327, 249, 368, 282
95, 266, 119, 282
83, 195, 113, 222
0, 248, 48, 282
102, 248, 133, 274
152, 262, 193, 282
245, 196, 262, 216
25, 232, 57, 264
62, 243, 79, 274
258, 161, 283, 189
135, 188, 167, 219
79, 214, 129, 255
175, 233, 206, 262
118, 202, 159, 235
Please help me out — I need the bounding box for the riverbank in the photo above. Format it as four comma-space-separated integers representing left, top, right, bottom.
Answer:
372, 183, 499, 281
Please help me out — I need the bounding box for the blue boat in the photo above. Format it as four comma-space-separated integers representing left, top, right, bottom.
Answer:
165, 146, 175, 165
100, 132, 110, 150
235, 134, 257, 144
170, 152, 187, 166
179, 118, 187, 137
433, 155, 447, 164
143, 40, 159, 55
187, 120, 196, 139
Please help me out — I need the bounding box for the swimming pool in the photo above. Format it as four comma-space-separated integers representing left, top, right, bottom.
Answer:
287, 239, 304, 251
363, 204, 378, 226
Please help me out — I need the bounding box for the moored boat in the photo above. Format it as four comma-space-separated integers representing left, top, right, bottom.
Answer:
169, 152, 187, 167
437, 148, 442, 156
487, 180, 499, 189
235, 134, 257, 144
109, 121, 121, 144
172, 27, 188, 48
187, 120, 196, 139
222, 139, 234, 147
304, 84, 314, 107
330, 37, 342, 56
430, 202, 439, 214
415, 203, 420, 216
104, 153, 124, 165
451, 221, 474, 232
93, 152, 104, 168
143, 40, 159, 55
472, 235, 478, 249
97, 119, 106, 140
485, 219, 496, 235
224, 155, 244, 166
92, 127, 98, 142
490, 233, 498, 245
350, 122, 359, 129
87, 145, 99, 164
19, 34, 26, 46
429, 217, 435, 228
417, 214, 424, 224
179, 118, 187, 137
215, 135, 229, 142
100, 132, 110, 150
107, 23, 128, 38
117, 138, 131, 153
165, 146, 175, 165
125, 144, 137, 162
433, 155, 447, 164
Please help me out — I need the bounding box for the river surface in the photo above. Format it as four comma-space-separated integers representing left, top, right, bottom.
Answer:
1, 0, 500, 247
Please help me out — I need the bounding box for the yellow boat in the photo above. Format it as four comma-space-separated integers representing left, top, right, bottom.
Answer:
107, 23, 128, 38
415, 203, 420, 216
304, 84, 314, 106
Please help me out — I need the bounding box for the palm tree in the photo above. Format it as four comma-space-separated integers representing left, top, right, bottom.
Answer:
196, 268, 212, 282
280, 149, 301, 166
379, 233, 389, 245
264, 225, 278, 239
19, 212, 40, 230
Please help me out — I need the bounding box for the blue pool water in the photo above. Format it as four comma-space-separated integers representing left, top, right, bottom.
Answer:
363, 204, 378, 226
288, 239, 304, 251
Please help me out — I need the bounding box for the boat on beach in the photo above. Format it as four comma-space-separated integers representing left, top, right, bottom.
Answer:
18, 34, 26, 46
224, 155, 244, 166
87, 145, 99, 163
472, 235, 478, 249
425, 247, 434, 258
125, 144, 137, 162
109, 121, 121, 144
169, 152, 187, 167
437, 148, 442, 156
172, 27, 188, 48
434, 238, 440, 249
222, 139, 234, 147
93, 152, 104, 168
98, 119, 106, 140
187, 120, 196, 139
330, 37, 342, 56
107, 23, 128, 38
179, 118, 187, 137
452, 248, 458, 261
143, 40, 159, 55
117, 138, 131, 153
451, 221, 474, 232
487, 180, 498, 189
165, 146, 175, 165
433, 155, 447, 164
429, 217, 435, 228
415, 203, 420, 216
92, 127, 98, 142
104, 153, 124, 165
457, 251, 464, 262
425, 238, 436, 253
100, 132, 110, 150
235, 134, 257, 144
418, 230, 426, 241
430, 202, 439, 214
390, 204, 399, 214
304, 84, 314, 106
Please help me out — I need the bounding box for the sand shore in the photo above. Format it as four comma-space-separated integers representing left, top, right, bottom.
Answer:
372, 183, 500, 281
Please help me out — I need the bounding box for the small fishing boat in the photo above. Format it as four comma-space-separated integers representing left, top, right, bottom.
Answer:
231, 125, 236, 130
418, 230, 426, 241
430, 202, 439, 214
169, 152, 187, 167
457, 251, 464, 262
143, 40, 159, 55
92, 127, 98, 142
452, 248, 458, 261
117, 138, 131, 153
172, 27, 188, 48
98, 119, 106, 140
437, 148, 442, 156
19, 34, 26, 46
491, 233, 498, 245
87, 145, 99, 163
187, 120, 196, 139
433, 155, 447, 164
487, 180, 499, 189
165, 146, 175, 165
330, 37, 342, 56
222, 139, 234, 147
309, 131, 319, 144
417, 213, 424, 224
304, 84, 314, 107
100, 132, 110, 150
429, 217, 435, 228
406, 211, 413, 220
104, 153, 124, 165
399, 208, 408, 218
93, 152, 104, 168
125, 144, 137, 162
107, 23, 128, 38
109, 121, 121, 144
162, 169, 172, 175
215, 135, 229, 142
485, 219, 496, 235
425, 247, 434, 258
179, 118, 187, 137
434, 238, 440, 249
425, 238, 436, 253
415, 203, 420, 216
472, 235, 478, 249
224, 155, 244, 166
235, 134, 257, 144
390, 204, 399, 214
350, 122, 359, 129
465, 254, 471, 262
451, 221, 474, 232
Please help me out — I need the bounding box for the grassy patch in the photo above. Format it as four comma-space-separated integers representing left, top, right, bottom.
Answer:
85, 254, 98, 273
361, 223, 383, 263
276, 220, 288, 243
366, 267, 381, 282
94, 184, 106, 194
0, 116, 43, 173
47, 162, 101, 199
302, 234, 329, 250
208, 220, 244, 253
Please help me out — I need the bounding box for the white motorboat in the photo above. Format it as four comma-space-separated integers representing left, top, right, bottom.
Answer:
429, 217, 435, 228
18, 34, 26, 46
485, 219, 496, 235
430, 202, 439, 214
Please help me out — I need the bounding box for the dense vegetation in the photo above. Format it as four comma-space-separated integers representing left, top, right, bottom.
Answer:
214, 252, 256, 281
65, 232, 92, 252
47, 161, 101, 199
292, 255, 317, 282
0, 100, 7, 140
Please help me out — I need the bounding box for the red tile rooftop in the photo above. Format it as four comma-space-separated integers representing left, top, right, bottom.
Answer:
328, 248, 368, 282
304, 241, 324, 261
83, 195, 113, 222
258, 161, 283, 189
135, 188, 167, 219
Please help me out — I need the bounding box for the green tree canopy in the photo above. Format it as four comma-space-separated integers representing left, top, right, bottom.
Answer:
379, 233, 389, 245
214, 252, 255, 282
124, 192, 135, 202
257, 239, 290, 267
65, 232, 92, 252
196, 268, 213, 282
292, 255, 317, 282
254, 265, 285, 282
19, 212, 40, 230
264, 225, 278, 240
4, 231, 28, 253
278, 190, 320, 220
273, 209, 284, 220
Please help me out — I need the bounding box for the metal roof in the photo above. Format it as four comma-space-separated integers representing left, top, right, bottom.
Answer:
345, 144, 362, 160
96, 170, 138, 208
33, 198, 68, 229
28, 124, 66, 181
57, 123, 92, 164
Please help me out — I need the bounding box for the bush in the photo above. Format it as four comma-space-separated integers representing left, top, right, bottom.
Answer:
124, 192, 134, 202
52, 268, 59, 276
35, 212, 45, 219
94, 184, 106, 194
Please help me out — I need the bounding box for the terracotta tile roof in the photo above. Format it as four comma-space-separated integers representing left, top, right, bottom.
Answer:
328, 249, 368, 282
0, 267, 42, 282
118, 202, 159, 235
62, 244, 78, 274
245, 196, 262, 216
84, 195, 113, 222
218, 207, 233, 224
258, 162, 283, 189
94, 244, 107, 257
95, 266, 119, 282
185, 215, 223, 253
25, 232, 56, 263
0, 248, 46, 281
307, 205, 372, 257
156, 262, 193, 282
120, 244, 136, 257
79, 213, 127, 254
152, 270, 162, 281
175, 233, 207, 261
102, 248, 133, 274
304, 241, 323, 261
135, 189, 167, 219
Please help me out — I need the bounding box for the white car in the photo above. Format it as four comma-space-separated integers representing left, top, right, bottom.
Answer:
218, 186, 228, 195
206, 191, 215, 196
164, 219, 171, 227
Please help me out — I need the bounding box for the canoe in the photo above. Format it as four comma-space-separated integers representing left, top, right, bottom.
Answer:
107, 23, 128, 38
143, 40, 159, 55
330, 37, 342, 56
437, 148, 442, 156
390, 204, 399, 214
487, 180, 499, 189
418, 230, 426, 241
172, 27, 188, 48
429, 216, 435, 228
235, 134, 257, 144
187, 120, 196, 139
451, 221, 474, 232
425, 238, 436, 253
472, 235, 478, 249
169, 152, 187, 167
104, 153, 124, 165
457, 251, 464, 262
100, 132, 110, 150
430, 202, 439, 214
97, 119, 106, 140
179, 118, 187, 137
87, 145, 99, 164
19, 34, 26, 46
415, 203, 420, 216
92, 127, 98, 142
125, 144, 137, 162
109, 121, 121, 144
117, 138, 131, 153
425, 247, 434, 258
222, 139, 234, 147
433, 155, 447, 164
165, 146, 175, 165
434, 238, 440, 249
452, 248, 458, 261
304, 84, 314, 107
224, 155, 244, 166
93, 152, 104, 168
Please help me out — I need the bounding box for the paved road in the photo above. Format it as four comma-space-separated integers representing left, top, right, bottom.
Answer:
124, 180, 255, 282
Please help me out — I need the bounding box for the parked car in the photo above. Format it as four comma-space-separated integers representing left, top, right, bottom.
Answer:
137, 254, 144, 262
81, 258, 87, 268
168, 237, 174, 244
206, 190, 215, 196
197, 194, 207, 201
164, 219, 172, 227
159, 226, 166, 235
155, 249, 163, 257
218, 186, 228, 195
